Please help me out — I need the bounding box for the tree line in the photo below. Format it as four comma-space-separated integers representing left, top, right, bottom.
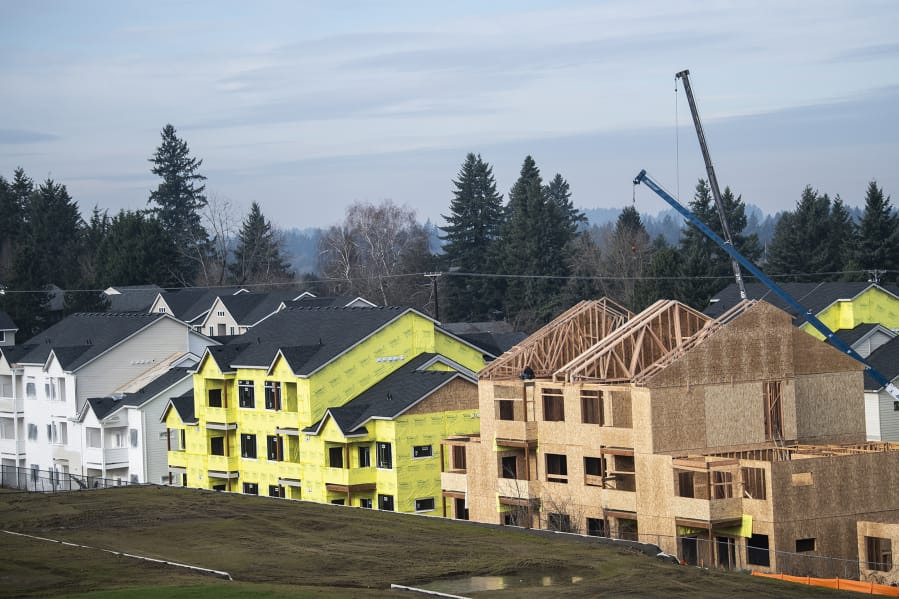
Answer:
2, 131, 897, 337
0, 125, 293, 337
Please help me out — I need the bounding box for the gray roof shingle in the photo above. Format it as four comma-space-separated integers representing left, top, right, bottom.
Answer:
19, 312, 165, 369
865, 337, 899, 391
0, 311, 17, 331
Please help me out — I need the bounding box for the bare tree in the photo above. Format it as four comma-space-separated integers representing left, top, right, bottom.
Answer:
195, 193, 238, 287
318, 200, 432, 307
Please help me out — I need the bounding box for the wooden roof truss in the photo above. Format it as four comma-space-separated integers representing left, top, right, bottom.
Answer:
479, 298, 631, 381
553, 300, 712, 384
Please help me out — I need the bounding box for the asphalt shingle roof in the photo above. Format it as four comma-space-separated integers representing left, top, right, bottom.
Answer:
19, 312, 165, 369
833, 324, 882, 347
864, 336, 899, 391
0, 311, 17, 331
706, 282, 899, 325
306, 353, 471, 434
171, 390, 197, 424
227, 306, 407, 373
158, 287, 246, 322
86, 366, 192, 420
105, 285, 163, 313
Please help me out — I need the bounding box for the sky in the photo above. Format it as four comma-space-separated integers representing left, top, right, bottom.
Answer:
2, 0, 899, 230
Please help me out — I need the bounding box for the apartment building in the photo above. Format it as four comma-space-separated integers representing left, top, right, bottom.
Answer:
442, 298, 899, 577
164, 305, 488, 513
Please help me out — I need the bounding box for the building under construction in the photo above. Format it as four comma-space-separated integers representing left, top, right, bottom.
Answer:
441, 298, 899, 577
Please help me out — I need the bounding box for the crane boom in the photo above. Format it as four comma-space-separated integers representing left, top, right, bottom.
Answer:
676, 69, 748, 300
633, 169, 899, 402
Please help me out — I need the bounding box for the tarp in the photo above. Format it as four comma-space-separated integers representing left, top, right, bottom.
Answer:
677, 515, 753, 538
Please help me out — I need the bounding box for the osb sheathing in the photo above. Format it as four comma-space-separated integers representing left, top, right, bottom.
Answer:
635, 452, 680, 555
405, 377, 478, 416
770, 451, 899, 578
792, 327, 866, 376
857, 520, 899, 584
794, 372, 866, 444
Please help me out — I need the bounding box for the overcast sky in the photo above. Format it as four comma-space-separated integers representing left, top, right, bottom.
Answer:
2, 1, 898, 230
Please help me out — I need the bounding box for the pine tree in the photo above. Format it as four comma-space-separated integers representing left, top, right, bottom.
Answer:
148, 124, 209, 284
768, 186, 844, 281
4, 178, 82, 336
0, 168, 30, 280
440, 153, 505, 322
229, 202, 293, 286
676, 180, 762, 308
856, 180, 899, 282
95, 210, 179, 287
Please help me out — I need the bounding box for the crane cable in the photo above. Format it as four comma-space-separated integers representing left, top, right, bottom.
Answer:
675, 75, 681, 202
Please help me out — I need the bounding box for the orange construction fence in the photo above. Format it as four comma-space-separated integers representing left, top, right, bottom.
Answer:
752, 571, 899, 596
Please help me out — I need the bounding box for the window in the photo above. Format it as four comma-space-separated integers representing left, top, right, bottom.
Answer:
158, 306, 166, 313
359, 498, 373, 509
85, 427, 100, 447
547, 513, 572, 532
242, 482, 258, 495
267, 436, 283, 461
378, 494, 394, 511
269, 485, 283, 498
742, 467, 766, 500
264, 381, 281, 410
25, 379, 36, 399
212, 483, 225, 491
581, 389, 602, 424
59, 422, 68, 445
130, 428, 138, 448
0, 418, 13, 439
618, 518, 639, 542
763, 381, 783, 441
795, 538, 815, 552
217, 310, 225, 317
711, 470, 733, 499
497, 400, 515, 421
747, 534, 770, 567
209, 326, 214, 336
413, 445, 433, 458
587, 518, 606, 537
542, 388, 564, 421
130, 475, 139, 484
210, 436, 225, 455
112, 430, 126, 448
169, 429, 185, 451
501, 455, 517, 479
584, 457, 604, 486
329, 446, 344, 468
331, 499, 345, 505
415, 498, 435, 512
27, 423, 38, 440
230, 326, 235, 335
208, 389, 222, 408
677, 471, 696, 498
866, 536, 893, 572
358, 445, 371, 468
240, 434, 257, 459
376, 442, 392, 469
238, 380, 254, 408
30, 464, 39, 482
545, 453, 568, 483
451, 445, 467, 471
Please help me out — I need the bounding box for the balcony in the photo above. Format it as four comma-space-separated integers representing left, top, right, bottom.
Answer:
104, 447, 129, 466
494, 419, 538, 443
603, 488, 638, 513
497, 477, 537, 500
0, 437, 25, 456
324, 467, 377, 491
207, 454, 239, 473
167, 450, 188, 469
204, 406, 236, 424
441, 471, 468, 494
83, 447, 129, 467
673, 496, 743, 525
0, 397, 23, 413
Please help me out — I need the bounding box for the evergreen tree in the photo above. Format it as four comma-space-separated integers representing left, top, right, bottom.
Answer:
829, 196, 861, 281
95, 210, 179, 287
4, 178, 82, 336
767, 186, 845, 281
856, 180, 899, 282
498, 157, 583, 329
676, 180, 762, 308
634, 236, 679, 310
599, 205, 651, 309
148, 124, 209, 284
229, 202, 293, 286
0, 168, 30, 280
440, 153, 505, 322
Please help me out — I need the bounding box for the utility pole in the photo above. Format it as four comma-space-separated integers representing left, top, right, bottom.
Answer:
424, 272, 442, 321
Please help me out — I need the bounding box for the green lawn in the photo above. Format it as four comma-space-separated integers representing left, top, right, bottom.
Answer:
0, 486, 853, 598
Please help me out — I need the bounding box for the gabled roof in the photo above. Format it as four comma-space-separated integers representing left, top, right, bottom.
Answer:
18, 312, 167, 370
281, 295, 376, 309
479, 298, 632, 380
104, 285, 163, 313
228, 306, 410, 373
154, 287, 247, 323
865, 337, 899, 391
706, 282, 899, 325
0, 344, 33, 365
832, 323, 896, 348
202, 343, 251, 374
160, 390, 198, 425
81, 367, 192, 421
214, 291, 303, 327
304, 353, 476, 436
0, 311, 17, 332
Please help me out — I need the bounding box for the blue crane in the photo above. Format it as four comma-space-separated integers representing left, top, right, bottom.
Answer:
633, 168, 899, 402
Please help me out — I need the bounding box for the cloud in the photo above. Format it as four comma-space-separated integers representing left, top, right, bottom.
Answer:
0, 129, 59, 144
830, 42, 899, 62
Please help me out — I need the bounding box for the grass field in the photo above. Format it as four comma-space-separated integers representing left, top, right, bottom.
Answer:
0, 486, 854, 598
